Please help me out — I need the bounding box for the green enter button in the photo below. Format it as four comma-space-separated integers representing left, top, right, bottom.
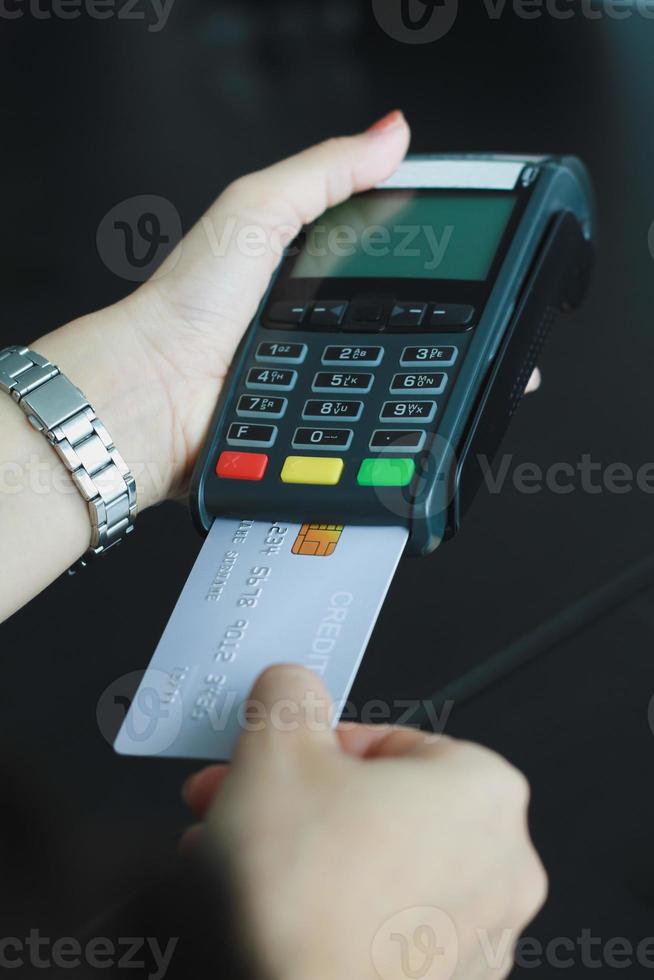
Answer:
357, 457, 415, 487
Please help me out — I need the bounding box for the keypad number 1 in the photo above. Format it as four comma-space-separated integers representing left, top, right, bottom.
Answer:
256, 342, 307, 364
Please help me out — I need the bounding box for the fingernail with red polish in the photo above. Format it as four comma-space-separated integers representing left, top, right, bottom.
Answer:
367, 110, 405, 134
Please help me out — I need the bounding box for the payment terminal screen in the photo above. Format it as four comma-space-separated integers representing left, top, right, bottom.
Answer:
291, 190, 516, 282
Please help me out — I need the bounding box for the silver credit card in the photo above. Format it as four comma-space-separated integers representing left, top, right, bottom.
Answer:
114, 518, 408, 761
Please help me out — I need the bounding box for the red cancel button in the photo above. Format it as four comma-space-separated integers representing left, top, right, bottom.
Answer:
216, 451, 269, 481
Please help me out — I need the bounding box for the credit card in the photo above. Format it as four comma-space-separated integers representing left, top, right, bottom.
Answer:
114, 518, 408, 760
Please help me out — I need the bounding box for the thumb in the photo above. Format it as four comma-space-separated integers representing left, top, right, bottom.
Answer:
225, 109, 411, 229
173, 110, 411, 300
233, 664, 338, 765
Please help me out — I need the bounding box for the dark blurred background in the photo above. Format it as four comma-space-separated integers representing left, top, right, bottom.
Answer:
2, 1, 654, 973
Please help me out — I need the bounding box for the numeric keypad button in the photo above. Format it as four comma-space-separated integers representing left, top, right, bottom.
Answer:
246, 367, 297, 391
255, 342, 307, 364
236, 395, 287, 419
380, 401, 437, 423
292, 428, 353, 450
390, 373, 446, 395
303, 400, 363, 421
322, 345, 383, 366
312, 372, 374, 393
401, 346, 458, 367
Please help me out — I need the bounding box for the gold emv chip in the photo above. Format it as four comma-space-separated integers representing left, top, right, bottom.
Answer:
292, 523, 344, 557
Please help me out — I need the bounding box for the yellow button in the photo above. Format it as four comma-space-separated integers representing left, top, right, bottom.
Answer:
280, 455, 344, 485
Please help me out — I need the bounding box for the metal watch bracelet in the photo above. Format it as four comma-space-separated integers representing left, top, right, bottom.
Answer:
0, 345, 137, 572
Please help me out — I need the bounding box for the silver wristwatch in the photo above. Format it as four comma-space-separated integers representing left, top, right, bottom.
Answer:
0, 345, 137, 571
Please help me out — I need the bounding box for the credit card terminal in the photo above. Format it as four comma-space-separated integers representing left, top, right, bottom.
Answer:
191, 155, 595, 556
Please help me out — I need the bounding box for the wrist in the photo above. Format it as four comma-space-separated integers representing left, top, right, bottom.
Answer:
33, 299, 181, 511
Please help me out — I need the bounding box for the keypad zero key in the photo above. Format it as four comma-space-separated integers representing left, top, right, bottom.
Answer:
292, 427, 353, 451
